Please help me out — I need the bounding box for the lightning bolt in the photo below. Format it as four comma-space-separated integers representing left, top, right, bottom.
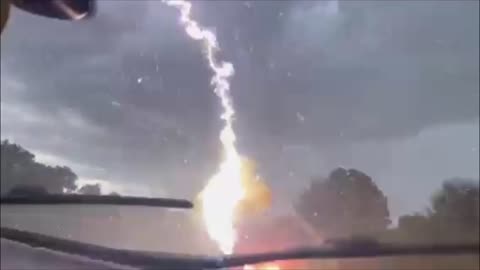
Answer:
163, 0, 245, 254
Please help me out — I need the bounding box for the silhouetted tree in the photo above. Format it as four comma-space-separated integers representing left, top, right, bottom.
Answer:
380, 179, 480, 270
1, 140, 77, 195
393, 178, 479, 244
296, 168, 390, 238
431, 178, 479, 237
78, 183, 102, 195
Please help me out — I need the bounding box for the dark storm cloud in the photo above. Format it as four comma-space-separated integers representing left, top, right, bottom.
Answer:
171, 1, 478, 191
230, 0, 479, 146
1, 1, 223, 195
1, 1, 478, 197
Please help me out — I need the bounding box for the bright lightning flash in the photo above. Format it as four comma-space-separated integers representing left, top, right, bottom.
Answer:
163, 0, 245, 255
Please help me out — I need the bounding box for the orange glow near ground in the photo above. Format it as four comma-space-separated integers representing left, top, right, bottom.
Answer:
244, 263, 281, 270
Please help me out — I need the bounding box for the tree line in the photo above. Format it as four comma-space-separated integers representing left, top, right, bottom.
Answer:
295, 167, 479, 245
1, 139, 479, 246
1, 140, 102, 196
277, 168, 478, 269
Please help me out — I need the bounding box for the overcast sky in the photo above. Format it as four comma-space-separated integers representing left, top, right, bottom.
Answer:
1, 0, 478, 219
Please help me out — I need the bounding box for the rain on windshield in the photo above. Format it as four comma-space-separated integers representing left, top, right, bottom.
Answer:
1, 1, 479, 269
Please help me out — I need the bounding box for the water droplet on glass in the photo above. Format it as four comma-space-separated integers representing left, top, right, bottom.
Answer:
296, 112, 305, 123
111, 101, 121, 107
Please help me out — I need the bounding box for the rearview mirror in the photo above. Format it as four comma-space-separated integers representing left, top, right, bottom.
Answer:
11, 0, 95, 21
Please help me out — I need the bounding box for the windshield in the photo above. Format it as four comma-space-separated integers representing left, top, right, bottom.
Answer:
1, 1, 479, 269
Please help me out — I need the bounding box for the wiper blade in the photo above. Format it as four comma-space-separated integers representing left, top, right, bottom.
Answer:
1, 226, 220, 269
0, 194, 193, 209
218, 242, 479, 269
2, 227, 478, 270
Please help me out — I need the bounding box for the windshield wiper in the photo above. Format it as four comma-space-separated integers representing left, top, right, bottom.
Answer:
0, 194, 193, 209
1, 227, 478, 270
217, 242, 479, 269
1, 227, 219, 269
